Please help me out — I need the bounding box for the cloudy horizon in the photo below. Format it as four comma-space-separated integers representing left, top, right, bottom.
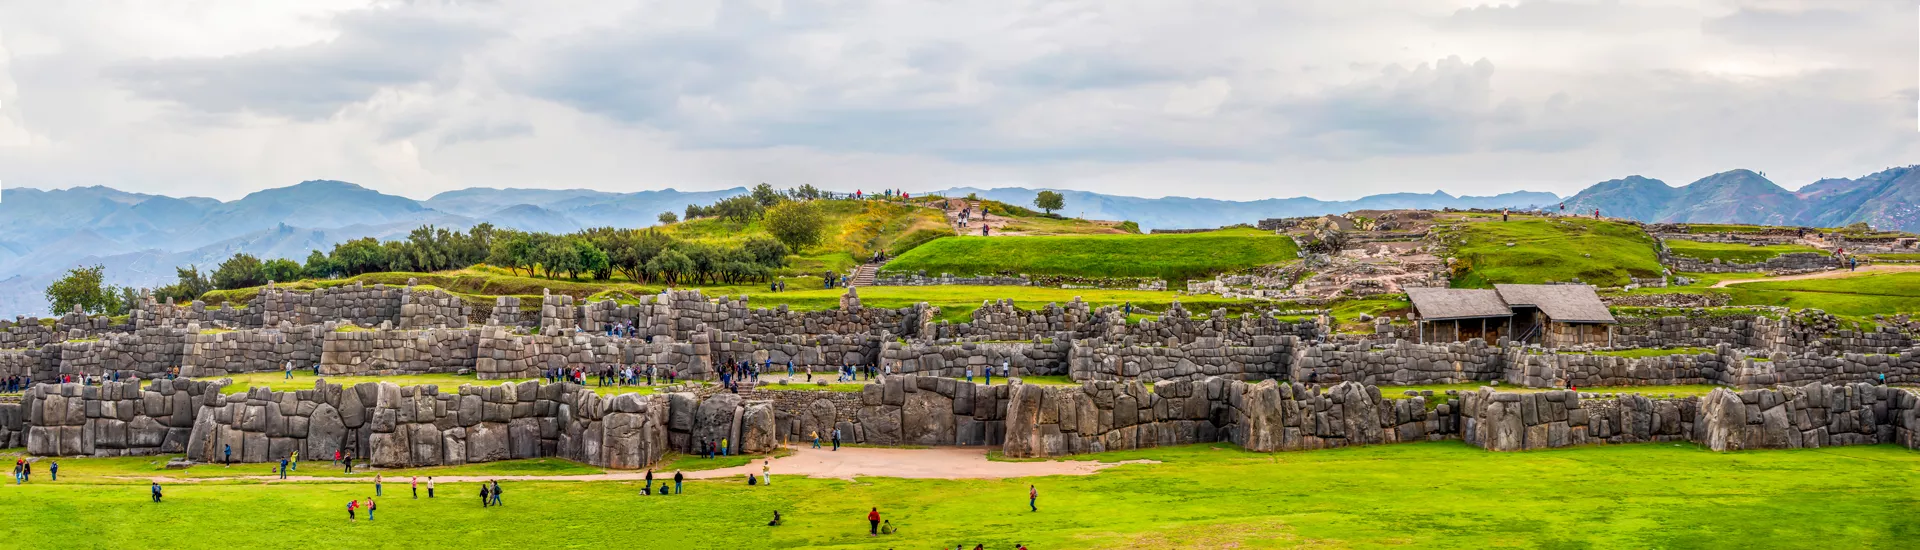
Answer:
1, 0, 1915, 202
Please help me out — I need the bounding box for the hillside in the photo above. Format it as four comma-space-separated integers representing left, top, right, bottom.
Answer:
1563, 166, 1920, 231
879, 227, 1299, 284
936, 187, 1562, 232
661, 199, 951, 274
1436, 215, 1664, 288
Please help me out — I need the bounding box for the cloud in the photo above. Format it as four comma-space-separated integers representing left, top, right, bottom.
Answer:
0, 0, 1914, 204
106, 6, 498, 120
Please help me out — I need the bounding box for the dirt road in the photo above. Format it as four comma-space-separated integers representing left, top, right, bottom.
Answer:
1708, 265, 1920, 288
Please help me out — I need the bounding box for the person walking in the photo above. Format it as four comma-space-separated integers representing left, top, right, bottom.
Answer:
151, 481, 162, 503
674, 470, 684, 494
644, 469, 655, 495
762, 460, 771, 485
375, 474, 382, 497
868, 507, 882, 536
347, 499, 357, 522
491, 480, 502, 506
48, 460, 56, 482
289, 450, 298, 471
831, 428, 841, 451
480, 483, 490, 508
279, 458, 289, 479
1029, 484, 1038, 512
366, 497, 376, 521
427, 476, 435, 498
722, 437, 730, 457
411, 476, 418, 499
224, 444, 232, 467
811, 430, 821, 449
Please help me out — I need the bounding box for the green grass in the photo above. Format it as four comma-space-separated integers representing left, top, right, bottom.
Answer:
881, 228, 1299, 284
206, 372, 675, 398
1722, 272, 1920, 317
1865, 253, 1920, 262
4, 441, 1918, 547
1439, 218, 1663, 288
1678, 223, 1779, 234
1376, 382, 1728, 399
1665, 239, 1824, 263
1582, 347, 1714, 358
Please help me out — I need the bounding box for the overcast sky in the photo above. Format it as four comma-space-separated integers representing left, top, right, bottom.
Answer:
0, 0, 1914, 201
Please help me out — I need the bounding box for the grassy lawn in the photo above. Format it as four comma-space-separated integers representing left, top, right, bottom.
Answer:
1677, 223, 1780, 234
1376, 383, 1728, 399
1865, 253, 1920, 262
207, 372, 678, 398
881, 228, 1299, 284
685, 285, 1262, 324
2, 441, 1916, 547
1438, 217, 1663, 288
1665, 239, 1825, 263
1722, 272, 1920, 317
1581, 347, 1714, 358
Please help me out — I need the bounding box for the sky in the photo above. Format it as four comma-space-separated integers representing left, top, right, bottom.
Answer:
0, 0, 1915, 202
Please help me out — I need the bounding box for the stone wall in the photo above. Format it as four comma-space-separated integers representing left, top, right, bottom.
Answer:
179, 325, 327, 378
1667, 252, 1838, 274
1290, 339, 1505, 386
882, 339, 1072, 378
321, 328, 480, 376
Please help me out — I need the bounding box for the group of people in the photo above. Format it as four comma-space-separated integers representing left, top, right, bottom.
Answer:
823, 271, 850, 289
640, 468, 686, 495
12, 457, 53, 484
696, 436, 732, 458
479, 479, 504, 507
809, 428, 843, 450
2, 374, 30, 393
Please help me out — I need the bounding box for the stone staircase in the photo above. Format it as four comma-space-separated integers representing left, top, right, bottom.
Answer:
851, 263, 880, 287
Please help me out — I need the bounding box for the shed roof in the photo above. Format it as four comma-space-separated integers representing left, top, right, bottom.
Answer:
1405, 287, 1512, 321
1493, 284, 1616, 324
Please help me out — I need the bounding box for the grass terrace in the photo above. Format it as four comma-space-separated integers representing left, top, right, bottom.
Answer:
1721, 272, 1920, 317
1377, 382, 1727, 399
881, 227, 1299, 285
1865, 253, 1920, 262
1664, 239, 1825, 263
1437, 217, 1664, 288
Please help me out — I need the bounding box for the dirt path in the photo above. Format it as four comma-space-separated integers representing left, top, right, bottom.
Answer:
124, 446, 1153, 484
1708, 265, 1920, 288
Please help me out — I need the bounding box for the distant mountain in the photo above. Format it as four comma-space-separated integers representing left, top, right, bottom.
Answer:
422, 187, 746, 228
929, 187, 1563, 231
1561, 166, 1920, 231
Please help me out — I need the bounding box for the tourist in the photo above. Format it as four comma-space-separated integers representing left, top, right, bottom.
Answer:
151, 481, 162, 503
966, 367, 973, 383
674, 470, 684, 494
375, 474, 382, 496
811, 430, 820, 449
279, 458, 289, 479
290, 450, 298, 471
868, 507, 881, 535
660, 482, 670, 495
880, 520, 894, 534
1029, 484, 1038, 511
645, 469, 654, 494
768, 510, 782, 526
367, 496, 376, 521
48, 460, 56, 482
491, 480, 502, 506
983, 367, 990, 385
12, 461, 19, 485
762, 459, 771, 485
747, 472, 758, 486
722, 437, 730, 457
832, 428, 841, 451
479, 483, 490, 508
411, 476, 418, 498
428, 476, 435, 498
347, 499, 357, 522
224, 444, 232, 466
1501, 208, 1509, 222
284, 360, 294, 380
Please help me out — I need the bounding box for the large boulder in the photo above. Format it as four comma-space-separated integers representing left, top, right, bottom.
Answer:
306, 403, 345, 460
738, 403, 777, 454
467, 422, 509, 462
900, 390, 955, 446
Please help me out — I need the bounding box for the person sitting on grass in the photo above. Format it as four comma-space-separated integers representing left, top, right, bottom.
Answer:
880, 520, 895, 535
767, 510, 782, 526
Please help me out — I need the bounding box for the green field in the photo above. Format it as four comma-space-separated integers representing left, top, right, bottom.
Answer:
1722, 272, 1920, 317
1665, 239, 1825, 263
4, 441, 1917, 548
1438, 218, 1663, 288
881, 228, 1299, 284
1866, 253, 1920, 262
1377, 383, 1726, 399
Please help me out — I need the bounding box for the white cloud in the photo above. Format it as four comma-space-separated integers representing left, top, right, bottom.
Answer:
0, 0, 1913, 202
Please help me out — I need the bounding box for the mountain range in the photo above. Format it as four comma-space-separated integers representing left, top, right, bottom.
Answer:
1, 165, 1915, 315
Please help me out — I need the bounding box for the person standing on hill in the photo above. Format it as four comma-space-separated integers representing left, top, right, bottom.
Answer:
674, 470, 684, 494
868, 507, 882, 535
427, 476, 435, 498
1501, 208, 1509, 222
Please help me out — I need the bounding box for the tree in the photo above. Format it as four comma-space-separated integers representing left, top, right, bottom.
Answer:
260, 258, 304, 284
657, 211, 678, 224
751, 183, 784, 208
575, 239, 612, 281
740, 236, 789, 268
540, 238, 584, 279
764, 199, 827, 253
712, 195, 763, 224
303, 250, 339, 279
330, 238, 389, 276
45, 265, 120, 315
646, 249, 694, 285
155, 265, 214, 303
212, 253, 267, 290
1034, 190, 1065, 214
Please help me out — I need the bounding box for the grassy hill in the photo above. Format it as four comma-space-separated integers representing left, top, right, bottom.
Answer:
663, 199, 951, 274
1721, 272, 1920, 317
1664, 239, 1824, 263
1437, 215, 1663, 288
879, 227, 1298, 284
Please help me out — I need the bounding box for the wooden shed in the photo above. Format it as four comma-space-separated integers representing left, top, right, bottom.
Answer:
1405, 284, 1616, 348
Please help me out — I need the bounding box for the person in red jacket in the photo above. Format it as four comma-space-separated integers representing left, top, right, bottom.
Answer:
867, 507, 881, 535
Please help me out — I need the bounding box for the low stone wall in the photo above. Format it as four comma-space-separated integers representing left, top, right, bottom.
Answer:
320, 328, 480, 376
1291, 339, 1504, 386
1667, 252, 1838, 274
1069, 336, 1296, 383
179, 326, 326, 378
882, 339, 1071, 378
21, 379, 218, 456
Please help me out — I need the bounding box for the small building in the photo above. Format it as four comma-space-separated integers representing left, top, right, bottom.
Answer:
1405, 284, 1617, 348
